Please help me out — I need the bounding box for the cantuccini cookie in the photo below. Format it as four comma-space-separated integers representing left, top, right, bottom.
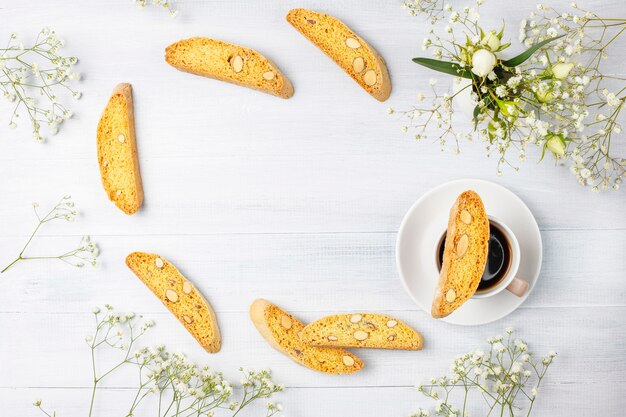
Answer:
432, 190, 490, 318
126, 252, 221, 353
96, 83, 143, 215
300, 313, 424, 350
250, 299, 363, 374
286, 8, 391, 101
165, 37, 293, 98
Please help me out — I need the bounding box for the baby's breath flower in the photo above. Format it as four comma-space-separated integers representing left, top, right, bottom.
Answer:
40, 306, 285, 417
0, 29, 81, 142
415, 329, 556, 417
1, 196, 99, 274
531, 386, 538, 398
132, 0, 178, 16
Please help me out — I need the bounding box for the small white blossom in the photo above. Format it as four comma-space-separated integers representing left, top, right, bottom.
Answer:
495, 86, 508, 98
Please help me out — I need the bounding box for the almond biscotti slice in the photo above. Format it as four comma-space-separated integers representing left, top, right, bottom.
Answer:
300, 313, 424, 350
126, 252, 221, 353
286, 8, 391, 101
165, 37, 293, 98
250, 299, 363, 374
96, 83, 144, 215
432, 190, 490, 318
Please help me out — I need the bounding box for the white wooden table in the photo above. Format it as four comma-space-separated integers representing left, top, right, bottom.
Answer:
1, 1, 624, 416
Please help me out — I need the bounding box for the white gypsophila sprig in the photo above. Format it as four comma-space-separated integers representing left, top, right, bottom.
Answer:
34, 305, 284, 417
1, 196, 99, 274
395, 0, 625, 191
132, 0, 178, 17
402, 0, 447, 24
412, 329, 556, 417
521, 3, 625, 190
0, 28, 81, 142
393, 2, 489, 158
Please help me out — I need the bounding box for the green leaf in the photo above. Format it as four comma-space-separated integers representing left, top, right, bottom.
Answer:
539, 141, 547, 162
501, 34, 565, 67
412, 58, 473, 79
473, 97, 493, 130
473, 105, 481, 130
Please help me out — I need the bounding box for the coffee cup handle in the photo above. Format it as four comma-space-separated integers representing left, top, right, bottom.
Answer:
506, 277, 529, 297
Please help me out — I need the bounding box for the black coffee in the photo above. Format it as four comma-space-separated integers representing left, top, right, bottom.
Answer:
436, 221, 511, 292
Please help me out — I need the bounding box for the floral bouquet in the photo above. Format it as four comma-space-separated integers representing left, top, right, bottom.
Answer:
396, 1, 625, 191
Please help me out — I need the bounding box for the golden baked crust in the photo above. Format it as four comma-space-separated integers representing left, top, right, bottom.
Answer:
165, 37, 293, 98
286, 8, 391, 101
96, 83, 144, 215
126, 252, 221, 353
300, 313, 424, 350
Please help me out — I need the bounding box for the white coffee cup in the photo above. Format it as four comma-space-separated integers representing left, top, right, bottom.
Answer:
433, 216, 528, 298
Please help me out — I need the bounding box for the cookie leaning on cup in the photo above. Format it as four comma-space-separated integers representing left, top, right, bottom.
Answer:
250, 299, 363, 374
126, 252, 221, 353
432, 190, 490, 318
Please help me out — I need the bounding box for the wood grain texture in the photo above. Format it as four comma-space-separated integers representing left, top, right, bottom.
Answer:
3, 384, 625, 417
0, 0, 624, 416
1, 308, 625, 388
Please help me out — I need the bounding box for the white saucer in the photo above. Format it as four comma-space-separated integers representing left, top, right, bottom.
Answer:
396, 179, 542, 325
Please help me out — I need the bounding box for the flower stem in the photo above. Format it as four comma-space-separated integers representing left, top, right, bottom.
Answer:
1, 203, 50, 273
0, 256, 22, 274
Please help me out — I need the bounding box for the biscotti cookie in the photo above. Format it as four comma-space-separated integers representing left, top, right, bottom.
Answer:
300, 313, 424, 350
249, 299, 363, 374
126, 252, 221, 353
96, 83, 144, 215
286, 8, 391, 101
432, 190, 490, 318
165, 37, 293, 98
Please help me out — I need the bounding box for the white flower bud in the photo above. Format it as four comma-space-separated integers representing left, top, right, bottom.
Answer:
481, 30, 501, 51
546, 134, 566, 156
551, 62, 574, 80
471, 49, 497, 77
